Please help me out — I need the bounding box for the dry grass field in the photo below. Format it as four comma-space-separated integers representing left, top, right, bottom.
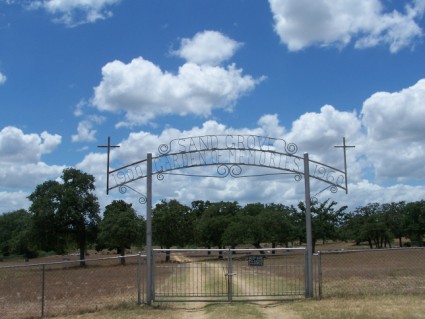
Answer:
49, 296, 425, 319
319, 247, 425, 297
1, 244, 425, 318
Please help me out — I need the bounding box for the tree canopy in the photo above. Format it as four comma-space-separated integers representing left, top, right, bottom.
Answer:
2, 167, 425, 262
28, 168, 100, 265
97, 200, 145, 264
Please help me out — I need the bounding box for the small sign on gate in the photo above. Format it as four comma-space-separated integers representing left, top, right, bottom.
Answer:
248, 255, 264, 266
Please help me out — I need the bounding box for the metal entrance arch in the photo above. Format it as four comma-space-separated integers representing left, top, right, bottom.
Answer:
99, 134, 353, 304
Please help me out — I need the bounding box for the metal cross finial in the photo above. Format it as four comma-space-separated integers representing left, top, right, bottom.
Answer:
334, 137, 355, 193
98, 136, 120, 194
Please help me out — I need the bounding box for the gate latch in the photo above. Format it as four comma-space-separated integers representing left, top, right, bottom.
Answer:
225, 272, 237, 276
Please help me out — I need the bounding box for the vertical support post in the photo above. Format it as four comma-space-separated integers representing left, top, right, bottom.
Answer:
227, 248, 233, 302
317, 251, 322, 299
304, 153, 314, 298
41, 264, 45, 317
137, 252, 142, 305
146, 153, 153, 305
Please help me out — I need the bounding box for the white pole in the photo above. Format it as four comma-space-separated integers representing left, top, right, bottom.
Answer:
304, 153, 313, 297
146, 153, 153, 304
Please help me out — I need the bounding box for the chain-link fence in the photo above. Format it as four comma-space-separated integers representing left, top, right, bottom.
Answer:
317, 247, 425, 298
0, 254, 146, 319
2, 248, 425, 318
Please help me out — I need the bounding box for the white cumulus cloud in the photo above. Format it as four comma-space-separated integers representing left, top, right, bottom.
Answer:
0, 72, 6, 85
0, 126, 62, 163
0, 127, 64, 192
83, 79, 425, 213
72, 115, 106, 143
27, 0, 121, 27
172, 30, 243, 66
361, 79, 425, 180
269, 0, 425, 52
92, 32, 264, 126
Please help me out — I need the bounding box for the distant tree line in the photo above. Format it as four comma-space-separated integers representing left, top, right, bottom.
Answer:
1, 168, 425, 262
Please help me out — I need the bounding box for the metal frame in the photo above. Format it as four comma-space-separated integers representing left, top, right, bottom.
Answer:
99, 134, 353, 304
152, 248, 307, 302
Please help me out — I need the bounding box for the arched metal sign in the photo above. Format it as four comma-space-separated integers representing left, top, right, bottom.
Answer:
99, 134, 353, 303
106, 135, 347, 195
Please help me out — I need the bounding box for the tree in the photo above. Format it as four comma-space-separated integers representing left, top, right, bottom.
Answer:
0, 209, 35, 259
195, 201, 240, 258
298, 199, 347, 252
240, 203, 267, 252
60, 168, 100, 265
98, 200, 144, 264
383, 201, 406, 247
28, 180, 67, 254
152, 199, 192, 261
360, 203, 390, 249
222, 203, 299, 253
29, 168, 100, 265
404, 200, 425, 246
261, 204, 298, 249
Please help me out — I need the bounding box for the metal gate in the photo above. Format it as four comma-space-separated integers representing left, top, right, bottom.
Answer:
152, 248, 306, 302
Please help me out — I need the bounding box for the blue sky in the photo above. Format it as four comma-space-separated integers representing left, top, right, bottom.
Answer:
1, 0, 425, 215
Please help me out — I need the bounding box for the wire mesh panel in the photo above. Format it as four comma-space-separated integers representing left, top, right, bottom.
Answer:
231, 248, 305, 299
42, 255, 143, 317
0, 264, 42, 319
319, 248, 425, 297
153, 249, 228, 301
0, 254, 146, 319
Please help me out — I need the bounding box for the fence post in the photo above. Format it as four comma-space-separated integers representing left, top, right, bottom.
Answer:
303, 153, 314, 298
317, 251, 322, 299
146, 153, 153, 305
227, 248, 233, 302
137, 252, 142, 305
41, 264, 45, 318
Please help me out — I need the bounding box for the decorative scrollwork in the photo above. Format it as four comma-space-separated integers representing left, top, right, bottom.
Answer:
158, 143, 171, 155
313, 185, 339, 200
216, 164, 243, 178
119, 185, 128, 194
286, 142, 298, 154
139, 195, 147, 205
157, 173, 164, 181
217, 164, 230, 177
329, 185, 338, 193
117, 185, 147, 206
229, 164, 242, 177
294, 173, 302, 182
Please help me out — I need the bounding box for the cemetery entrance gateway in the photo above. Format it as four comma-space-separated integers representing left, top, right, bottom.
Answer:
99, 135, 352, 304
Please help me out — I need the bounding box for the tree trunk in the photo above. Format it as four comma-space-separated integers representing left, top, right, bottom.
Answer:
165, 250, 171, 262
253, 242, 265, 254
78, 224, 86, 267
120, 246, 126, 265
218, 245, 223, 259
